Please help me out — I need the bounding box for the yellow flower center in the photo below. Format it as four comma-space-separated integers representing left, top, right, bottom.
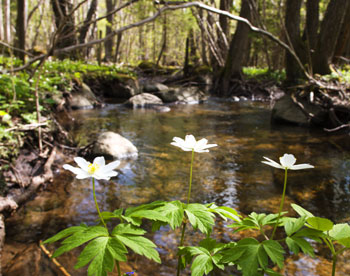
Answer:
88, 163, 100, 174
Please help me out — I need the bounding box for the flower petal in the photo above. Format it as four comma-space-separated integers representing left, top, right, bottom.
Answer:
74, 157, 90, 171
262, 157, 284, 169
76, 171, 92, 179
185, 134, 196, 148
290, 164, 314, 170
101, 160, 120, 173
93, 156, 105, 167
280, 154, 296, 168
63, 164, 87, 175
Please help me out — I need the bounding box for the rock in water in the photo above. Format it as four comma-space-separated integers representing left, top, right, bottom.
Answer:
93, 132, 138, 159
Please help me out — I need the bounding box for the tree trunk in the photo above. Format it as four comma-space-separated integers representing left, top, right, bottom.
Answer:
3, 0, 10, 43
312, 0, 349, 74
15, 0, 26, 62
104, 0, 116, 61
333, 2, 350, 65
217, 0, 231, 58
284, 0, 303, 83
79, 0, 97, 44
0, 0, 3, 41
51, 0, 78, 59
216, 0, 254, 96
304, 0, 319, 51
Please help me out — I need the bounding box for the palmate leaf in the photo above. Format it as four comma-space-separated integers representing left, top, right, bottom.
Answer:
207, 203, 241, 222
291, 203, 314, 219
262, 240, 285, 269
179, 238, 225, 276
51, 226, 109, 258
74, 236, 128, 276
284, 217, 306, 236
185, 204, 215, 235
153, 200, 184, 229
286, 236, 315, 257
112, 223, 161, 263
43, 224, 88, 244
329, 223, 350, 247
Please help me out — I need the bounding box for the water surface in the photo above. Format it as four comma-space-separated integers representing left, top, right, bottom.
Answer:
3, 99, 350, 275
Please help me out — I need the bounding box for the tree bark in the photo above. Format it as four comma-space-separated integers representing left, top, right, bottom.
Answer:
3, 0, 10, 43
284, 0, 303, 83
216, 0, 254, 96
312, 0, 349, 74
304, 0, 319, 51
15, 0, 26, 62
333, 2, 350, 65
51, 0, 78, 59
0, 0, 3, 41
79, 0, 97, 44
104, 0, 116, 61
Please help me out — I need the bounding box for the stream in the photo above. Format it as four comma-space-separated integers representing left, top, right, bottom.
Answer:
2, 98, 350, 275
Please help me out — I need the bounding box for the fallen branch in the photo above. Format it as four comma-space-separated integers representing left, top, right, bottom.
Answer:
40, 242, 71, 276
5, 122, 47, 132
324, 123, 350, 132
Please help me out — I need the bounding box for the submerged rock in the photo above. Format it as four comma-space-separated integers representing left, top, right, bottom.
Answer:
124, 93, 170, 112
156, 86, 208, 104
93, 131, 138, 159
271, 95, 327, 126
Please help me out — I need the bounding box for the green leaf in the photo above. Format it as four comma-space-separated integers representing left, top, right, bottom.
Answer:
207, 203, 241, 222
329, 223, 350, 240
293, 228, 324, 243
154, 200, 184, 229
112, 224, 160, 263
185, 204, 215, 235
191, 254, 212, 276
286, 236, 315, 257
221, 238, 267, 276
43, 224, 88, 244
307, 217, 334, 232
329, 223, 350, 247
265, 268, 284, 276
126, 210, 168, 223
291, 204, 314, 218
52, 226, 108, 258
284, 217, 306, 236
262, 240, 285, 268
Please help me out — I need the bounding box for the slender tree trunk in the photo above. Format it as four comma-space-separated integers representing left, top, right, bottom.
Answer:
3, 0, 10, 43
216, 0, 255, 96
284, 0, 303, 83
79, 0, 97, 44
104, 0, 116, 61
217, 0, 231, 58
333, 2, 350, 65
15, 0, 26, 62
312, 0, 349, 74
0, 0, 3, 41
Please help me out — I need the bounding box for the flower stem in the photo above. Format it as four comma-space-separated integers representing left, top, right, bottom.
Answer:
177, 150, 195, 276
116, 260, 121, 276
186, 149, 195, 204
92, 178, 107, 229
271, 168, 288, 240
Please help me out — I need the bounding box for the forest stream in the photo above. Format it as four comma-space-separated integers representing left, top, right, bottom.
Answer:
2, 99, 350, 276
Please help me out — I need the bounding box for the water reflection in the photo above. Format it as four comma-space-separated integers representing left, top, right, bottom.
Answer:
3, 99, 350, 275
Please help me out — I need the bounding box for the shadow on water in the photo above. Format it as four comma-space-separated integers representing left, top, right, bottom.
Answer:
3, 99, 350, 275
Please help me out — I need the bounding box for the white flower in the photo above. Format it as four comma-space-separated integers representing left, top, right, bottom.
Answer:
262, 153, 314, 170
171, 134, 217, 153
63, 156, 120, 180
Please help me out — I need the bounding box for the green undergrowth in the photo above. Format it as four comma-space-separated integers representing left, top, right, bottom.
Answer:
0, 57, 135, 161
243, 67, 286, 84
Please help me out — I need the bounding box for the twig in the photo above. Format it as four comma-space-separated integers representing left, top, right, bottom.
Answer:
324, 123, 350, 132
5, 122, 47, 132
39, 242, 71, 276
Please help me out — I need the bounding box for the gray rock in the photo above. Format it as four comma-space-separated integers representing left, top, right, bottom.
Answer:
125, 93, 163, 108
69, 83, 97, 109
104, 78, 139, 98
143, 83, 169, 92
93, 131, 138, 159
272, 95, 327, 126
156, 86, 208, 104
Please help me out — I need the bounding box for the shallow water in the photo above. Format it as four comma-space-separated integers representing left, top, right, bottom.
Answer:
3, 99, 350, 275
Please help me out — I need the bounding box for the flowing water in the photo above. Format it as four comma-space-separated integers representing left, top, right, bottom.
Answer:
3, 99, 350, 275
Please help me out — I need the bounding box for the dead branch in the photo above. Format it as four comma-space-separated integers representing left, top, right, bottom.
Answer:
40, 242, 71, 276
5, 122, 47, 132
324, 123, 350, 132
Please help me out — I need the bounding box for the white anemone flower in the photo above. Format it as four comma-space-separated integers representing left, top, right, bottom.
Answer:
262, 153, 314, 170
171, 134, 217, 153
63, 156, 120, 180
